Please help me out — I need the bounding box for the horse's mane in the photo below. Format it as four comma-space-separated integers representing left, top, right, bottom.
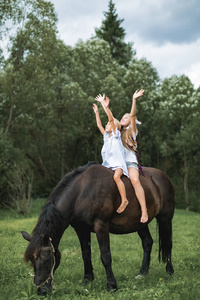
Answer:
25, 162, 98, 262
47, 161, 98, 204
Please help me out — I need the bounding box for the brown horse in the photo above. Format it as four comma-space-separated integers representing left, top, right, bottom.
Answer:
21, 162, 175, 295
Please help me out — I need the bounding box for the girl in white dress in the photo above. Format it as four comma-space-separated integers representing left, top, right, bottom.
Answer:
93, 94, 129, 213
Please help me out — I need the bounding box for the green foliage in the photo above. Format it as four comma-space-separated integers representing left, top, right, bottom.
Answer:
7, 163, 33, 214
0, 130, 30, 205
0, 0, 18, 29
0, 202, 199, 299
152, 75, 198, 210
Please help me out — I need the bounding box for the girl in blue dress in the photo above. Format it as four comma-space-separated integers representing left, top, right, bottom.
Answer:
93, 94, 129, 213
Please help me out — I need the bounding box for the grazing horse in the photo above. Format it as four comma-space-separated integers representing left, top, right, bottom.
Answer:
21, 162, 175, 295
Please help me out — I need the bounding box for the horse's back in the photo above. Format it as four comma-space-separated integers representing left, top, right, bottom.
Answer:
81, 164, 175, 216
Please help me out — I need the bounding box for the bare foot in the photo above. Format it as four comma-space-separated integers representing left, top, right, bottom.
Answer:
140, 210, 148, 223
117, 200, 129, 213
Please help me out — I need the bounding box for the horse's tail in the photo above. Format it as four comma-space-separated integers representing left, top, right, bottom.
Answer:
150, 169, 175, 263
156, 215, 173, 262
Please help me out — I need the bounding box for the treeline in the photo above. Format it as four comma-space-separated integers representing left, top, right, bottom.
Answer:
0, 0, 200, 213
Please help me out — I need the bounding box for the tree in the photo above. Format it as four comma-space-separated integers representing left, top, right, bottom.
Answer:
0, 0, 57, 64
0, 0, 60, 198
156, 75, 195, 210
95, 0, 133, 66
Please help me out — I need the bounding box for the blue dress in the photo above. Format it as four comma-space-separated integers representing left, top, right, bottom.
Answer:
101, 129, 129, 177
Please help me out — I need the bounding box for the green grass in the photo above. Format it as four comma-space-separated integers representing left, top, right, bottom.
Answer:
0, 199, 199, 299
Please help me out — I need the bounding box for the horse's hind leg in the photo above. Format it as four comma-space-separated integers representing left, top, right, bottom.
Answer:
137, 225, 153, 275
74, 226, 94, 283
94, 219, 117, 291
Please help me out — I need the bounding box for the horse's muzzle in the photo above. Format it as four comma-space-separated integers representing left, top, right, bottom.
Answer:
37, 281, 52, 296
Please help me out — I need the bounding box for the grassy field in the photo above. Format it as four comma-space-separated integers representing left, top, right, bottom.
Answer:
0, 199, 199, 300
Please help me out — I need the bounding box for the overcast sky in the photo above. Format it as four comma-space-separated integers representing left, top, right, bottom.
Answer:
50, 0, 200, 88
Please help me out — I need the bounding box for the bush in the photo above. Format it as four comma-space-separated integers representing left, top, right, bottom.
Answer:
0, 131, 33, 212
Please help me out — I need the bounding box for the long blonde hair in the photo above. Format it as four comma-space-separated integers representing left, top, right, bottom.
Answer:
120, 113, 132, 147
121, 126, 132, 146
120, 113, 139, 153
121, 127, 138, 153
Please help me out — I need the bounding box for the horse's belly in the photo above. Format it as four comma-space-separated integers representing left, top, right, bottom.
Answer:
109, 215, 145, 234
109, 226, 139, 234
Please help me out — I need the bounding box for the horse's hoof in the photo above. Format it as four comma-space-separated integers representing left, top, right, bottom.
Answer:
107, 283, 118, 292
166, 265, 174, 275
108, 287, 118, 293
135, 274, 144, 280
37, 286, 52, 296
81, 277, 94, 285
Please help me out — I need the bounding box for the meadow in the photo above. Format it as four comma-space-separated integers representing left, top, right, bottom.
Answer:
0, 199, 199, 300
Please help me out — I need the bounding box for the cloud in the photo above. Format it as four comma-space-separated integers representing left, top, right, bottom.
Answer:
116, 0, 200, 45
54, 0, 108, 45
187, 62, 200, 88
55, 0, 106, 19
132, 35, 200, 87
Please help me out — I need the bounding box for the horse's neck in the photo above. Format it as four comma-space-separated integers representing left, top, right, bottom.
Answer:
33, 202, 69, 249
52, 194, 77, 248
46, 170, 84, 246
50, 226, 65, 249
54, 184, 77, 221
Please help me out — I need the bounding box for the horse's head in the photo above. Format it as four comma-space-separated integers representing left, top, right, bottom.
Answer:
21, 231, 61, 296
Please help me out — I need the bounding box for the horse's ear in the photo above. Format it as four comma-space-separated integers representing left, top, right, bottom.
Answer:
21, 231, 32, 242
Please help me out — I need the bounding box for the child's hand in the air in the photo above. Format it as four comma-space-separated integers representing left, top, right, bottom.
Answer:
133, 89, 145, 100
95, 94, 105, 103
93, 103, 99, 114
104, 97, 110, 108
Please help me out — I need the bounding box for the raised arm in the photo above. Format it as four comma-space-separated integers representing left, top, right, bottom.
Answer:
93, 103, 105, 135
130, 89, 144, 134
95, 94, 116, 134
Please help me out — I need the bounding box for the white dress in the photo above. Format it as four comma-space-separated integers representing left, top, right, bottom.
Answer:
101, 129, 129, 177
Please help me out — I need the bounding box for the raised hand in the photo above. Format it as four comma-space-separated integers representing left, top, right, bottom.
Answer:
95, 94, 105, 103
93, 103, 98, 114
104, 96, 110, 108
133, 89, 145, 100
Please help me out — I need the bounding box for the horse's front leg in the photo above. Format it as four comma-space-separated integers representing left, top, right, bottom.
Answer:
74, 226, 94, 283
137, 225, 153, 276
94, 219, 117, 291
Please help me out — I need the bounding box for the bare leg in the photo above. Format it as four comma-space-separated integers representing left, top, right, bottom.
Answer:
113, 168, 129, 213
128, 167, 148, 223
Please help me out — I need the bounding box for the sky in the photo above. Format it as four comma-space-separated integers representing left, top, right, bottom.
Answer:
50, 0, 200, 88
